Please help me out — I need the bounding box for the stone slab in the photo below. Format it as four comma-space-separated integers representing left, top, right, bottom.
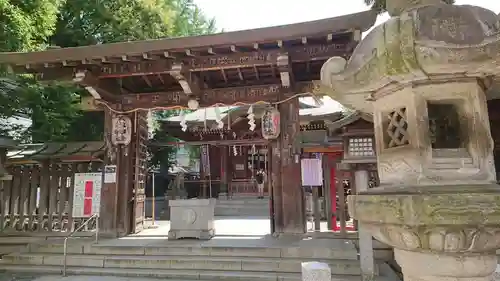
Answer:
301, 262, 331, 281
1, 253, 364, 275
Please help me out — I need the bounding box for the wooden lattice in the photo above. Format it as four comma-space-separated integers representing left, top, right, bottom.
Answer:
385, 108, 409, 148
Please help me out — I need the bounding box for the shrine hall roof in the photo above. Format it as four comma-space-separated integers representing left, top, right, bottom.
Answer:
0, 10, 376, 67
6, 141, 105, 164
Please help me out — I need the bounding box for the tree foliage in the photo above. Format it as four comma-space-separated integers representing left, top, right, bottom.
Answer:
0, 0, 64, 52
363, 0, 455, 14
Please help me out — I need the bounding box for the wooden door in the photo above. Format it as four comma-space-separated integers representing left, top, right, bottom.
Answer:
131, 112, 148, 234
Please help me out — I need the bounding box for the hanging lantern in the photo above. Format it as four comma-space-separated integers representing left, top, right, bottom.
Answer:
261, 107, 280, 140
111, 115, 132, 145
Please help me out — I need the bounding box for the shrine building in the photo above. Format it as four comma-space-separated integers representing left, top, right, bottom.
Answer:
0, 10, 377, 237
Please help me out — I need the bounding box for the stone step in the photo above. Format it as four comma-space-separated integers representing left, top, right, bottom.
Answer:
0, 237, 45, 244
216, 201, 269, 207
0, 264, 364, 281
29, 242, 359, 260
1, 253, 366, 275
216, 202, 268, 206
0, 245, 28, 256
215, 208, 269, 216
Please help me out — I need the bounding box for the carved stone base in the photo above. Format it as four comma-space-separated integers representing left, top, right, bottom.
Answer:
348, 185, 500, 253
395, 249, 497, 281
168, 228, 215, 240
168, 198, 216, 240
348, 184, 500, 281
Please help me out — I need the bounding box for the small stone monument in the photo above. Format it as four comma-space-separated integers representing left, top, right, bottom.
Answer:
301, 262, 331, 281
168, 198, 216, 240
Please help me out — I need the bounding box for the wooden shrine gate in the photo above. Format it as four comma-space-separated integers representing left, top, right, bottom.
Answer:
0, 11, 377, 236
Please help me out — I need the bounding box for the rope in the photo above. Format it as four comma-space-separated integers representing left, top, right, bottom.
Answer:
94, 92, 315, 114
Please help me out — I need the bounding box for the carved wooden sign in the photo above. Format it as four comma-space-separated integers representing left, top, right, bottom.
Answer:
120, 82, 315, 108
111, 115, 132, 145
190, 53, 275, 70
121, 91, 188, 108
201, 84, 281, 105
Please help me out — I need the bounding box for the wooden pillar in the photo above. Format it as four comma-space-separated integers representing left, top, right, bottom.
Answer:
270, 140, 282, 233
221, 146, 228, 196
272, 98, 306, 235
99, 106, 133, 237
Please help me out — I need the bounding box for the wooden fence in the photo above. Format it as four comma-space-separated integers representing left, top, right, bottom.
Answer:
1, 161, 102, 235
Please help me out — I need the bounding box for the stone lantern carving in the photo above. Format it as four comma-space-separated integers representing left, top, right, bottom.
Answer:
320, 1, 500, 281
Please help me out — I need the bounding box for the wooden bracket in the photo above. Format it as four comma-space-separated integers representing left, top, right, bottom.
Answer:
169, 63, 200, 95
73, 70, 118, 101
277, 54, 293, 88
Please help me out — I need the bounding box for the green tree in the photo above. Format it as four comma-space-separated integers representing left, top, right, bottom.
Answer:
0, 0, 64, 52
0, 0, 69, 139
363, 0, 454, 13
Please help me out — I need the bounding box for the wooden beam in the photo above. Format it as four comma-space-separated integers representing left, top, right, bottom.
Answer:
253, 65, 260, 80
24, 43, 350, 79
277, 54, 293, 88
189, 43, 347, 71
236, 68, 244, 81
100, 60, 173, 78
149, 139, 269, 147
142, 75, 152, 88
120, 81, 314, 108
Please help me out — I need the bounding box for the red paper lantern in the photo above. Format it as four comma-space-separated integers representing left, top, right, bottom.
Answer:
261, 107, 280, 140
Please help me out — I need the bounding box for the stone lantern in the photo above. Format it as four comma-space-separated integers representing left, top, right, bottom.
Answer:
320, 1, 500, 281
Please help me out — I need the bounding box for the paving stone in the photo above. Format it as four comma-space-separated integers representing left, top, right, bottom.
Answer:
33, 275, 174, 281
0, 273, 182, 281
0, 272, 38, 281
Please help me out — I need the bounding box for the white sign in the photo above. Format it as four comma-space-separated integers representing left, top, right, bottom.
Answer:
301, 158, 323, 186
104, 165, 117, 183
72, 173, 103, 218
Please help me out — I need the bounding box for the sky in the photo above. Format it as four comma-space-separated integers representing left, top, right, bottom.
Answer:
192, 0, 500, 111
194, 0, 500, 32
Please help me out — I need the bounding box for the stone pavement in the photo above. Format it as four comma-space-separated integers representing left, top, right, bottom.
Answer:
0, 273, 175, 281
138, 216, 332, 236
